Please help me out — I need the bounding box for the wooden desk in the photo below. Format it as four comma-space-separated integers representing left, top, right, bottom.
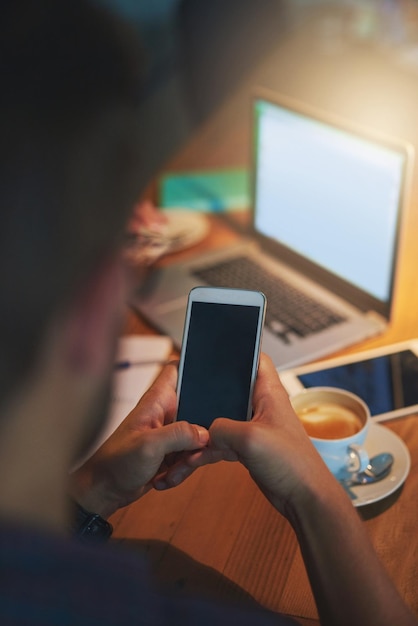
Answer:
111, 30, 418, 625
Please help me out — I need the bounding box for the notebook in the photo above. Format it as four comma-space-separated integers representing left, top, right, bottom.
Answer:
131, 90, 414, 370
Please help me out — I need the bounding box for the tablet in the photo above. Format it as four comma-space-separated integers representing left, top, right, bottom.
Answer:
280, 339, 418, 422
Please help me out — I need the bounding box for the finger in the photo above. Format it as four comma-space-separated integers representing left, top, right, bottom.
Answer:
129, 361, 179, 427
144, 421, 209, 461
253, 354, 288, 403
208, 417, 260, 462
251, 354, 292, 424
153, 446, 234, 490
188, 446, 238, 466
143, 359, 178, 398
106, 422, 209, 495
153, 421, 248, 489
153, 463, 196, 490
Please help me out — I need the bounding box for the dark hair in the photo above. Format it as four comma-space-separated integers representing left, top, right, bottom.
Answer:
0, 0, 145, 404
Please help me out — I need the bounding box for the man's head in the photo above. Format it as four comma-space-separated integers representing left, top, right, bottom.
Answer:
0, 0, 144, 410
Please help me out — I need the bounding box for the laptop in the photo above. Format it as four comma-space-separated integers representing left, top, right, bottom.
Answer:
131, 90, 414, 370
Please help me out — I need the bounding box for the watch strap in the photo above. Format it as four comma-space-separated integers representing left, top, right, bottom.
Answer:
72, 501, 113, 542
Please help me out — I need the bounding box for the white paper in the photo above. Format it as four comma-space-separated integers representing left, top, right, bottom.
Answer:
75, 334, 172, 466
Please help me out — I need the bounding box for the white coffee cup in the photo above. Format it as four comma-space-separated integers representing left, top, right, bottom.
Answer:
290, 387, 370, 478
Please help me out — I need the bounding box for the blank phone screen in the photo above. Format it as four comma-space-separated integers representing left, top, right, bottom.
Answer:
177, 301, 260, 428
298, 349, 418, 416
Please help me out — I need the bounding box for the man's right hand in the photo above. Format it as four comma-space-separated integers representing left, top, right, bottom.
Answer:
188, 353, 332, 517
188, 354, 418, 626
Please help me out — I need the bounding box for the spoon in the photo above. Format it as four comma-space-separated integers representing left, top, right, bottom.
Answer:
340, 452, 394, 487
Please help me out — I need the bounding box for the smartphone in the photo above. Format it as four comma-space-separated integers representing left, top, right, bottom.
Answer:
280, 339, 418, 422
176, 287, 266, 428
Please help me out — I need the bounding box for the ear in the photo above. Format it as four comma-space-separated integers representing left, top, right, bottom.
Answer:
63, 255, 126, 377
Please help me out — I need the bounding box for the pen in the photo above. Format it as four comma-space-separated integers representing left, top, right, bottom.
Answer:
114, 359, 171, 370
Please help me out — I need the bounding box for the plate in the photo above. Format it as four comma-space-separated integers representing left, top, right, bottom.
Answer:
345, 423, 410, 507
161, 209, 210, 253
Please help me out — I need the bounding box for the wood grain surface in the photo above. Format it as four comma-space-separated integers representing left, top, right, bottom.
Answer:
111, 23, 418, 624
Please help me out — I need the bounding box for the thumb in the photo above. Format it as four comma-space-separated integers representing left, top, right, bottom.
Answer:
209, 417, 258, 462
148, 421, 209, 458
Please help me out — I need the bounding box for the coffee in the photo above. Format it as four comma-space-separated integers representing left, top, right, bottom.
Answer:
291, 388, 370, 475
296, 402, 363, 439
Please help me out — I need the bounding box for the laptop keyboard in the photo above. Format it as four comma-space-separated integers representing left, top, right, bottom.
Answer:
193, 256, 346, 341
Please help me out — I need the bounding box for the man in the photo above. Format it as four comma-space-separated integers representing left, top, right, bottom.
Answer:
0, 1, 416, 625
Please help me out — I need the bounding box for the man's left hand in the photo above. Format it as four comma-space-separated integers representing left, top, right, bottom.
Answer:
70, 362, 209, 518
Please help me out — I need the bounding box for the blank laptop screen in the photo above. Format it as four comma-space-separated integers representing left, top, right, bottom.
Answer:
254, 99, 405, 304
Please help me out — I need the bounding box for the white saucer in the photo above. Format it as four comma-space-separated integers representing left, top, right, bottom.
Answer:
346, 423, 410, 507
161, 209, 210, 253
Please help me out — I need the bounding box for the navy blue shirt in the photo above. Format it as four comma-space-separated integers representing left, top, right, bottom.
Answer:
0, 522, 298, 625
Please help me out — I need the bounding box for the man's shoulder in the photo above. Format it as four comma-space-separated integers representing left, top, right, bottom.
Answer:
0, 522, 297, 626
0, 522, 152, 624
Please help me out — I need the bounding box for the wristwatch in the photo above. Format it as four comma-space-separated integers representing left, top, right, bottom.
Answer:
72, 501, 113, 542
